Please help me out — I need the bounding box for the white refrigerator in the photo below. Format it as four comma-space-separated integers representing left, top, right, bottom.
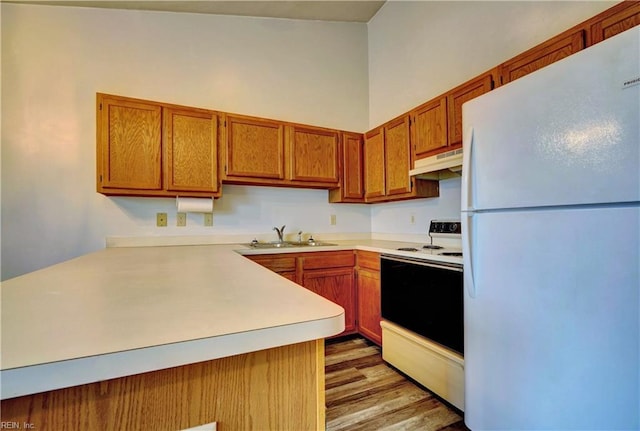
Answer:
461, 27, 639, 430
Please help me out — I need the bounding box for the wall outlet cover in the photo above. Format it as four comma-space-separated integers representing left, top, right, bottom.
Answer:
157, 212, 168, 227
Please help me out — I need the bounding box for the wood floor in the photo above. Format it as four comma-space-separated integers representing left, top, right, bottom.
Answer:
325, 336, 470, 431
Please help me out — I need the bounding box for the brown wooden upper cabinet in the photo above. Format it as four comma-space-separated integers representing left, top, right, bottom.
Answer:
164, 108, 219, 194
384, 116, 413, 196
410, 97, 448, 161
364, 117, 439, 203
447, 72, 495, 148
97, 93, 220, 198
408, 72, 493, 163
224, 114, 286, 181
364, 127, 387, 200
329, 132, 365, 203
589, 0, 640, 44
288, 125, 340, 185
223, 115, 340, 189
499, 29, 585, 86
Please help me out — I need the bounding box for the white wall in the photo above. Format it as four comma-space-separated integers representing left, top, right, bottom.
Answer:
1, 1, 622, 279
1, 4, 369, 280
367, 0, 614, 237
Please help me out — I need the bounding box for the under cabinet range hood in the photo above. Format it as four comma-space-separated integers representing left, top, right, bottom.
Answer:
409, 148, 463, 180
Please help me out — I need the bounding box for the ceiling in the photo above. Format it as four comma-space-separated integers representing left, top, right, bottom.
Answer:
6, 1, 387, 23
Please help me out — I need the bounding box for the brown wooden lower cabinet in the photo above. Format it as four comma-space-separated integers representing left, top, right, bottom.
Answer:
247, 250, 380, 342
303, 267, 356, 334
0, 340, 325, 431
247, 253, 297, 281
356, 250, 382, 345
248, 251, 357, 337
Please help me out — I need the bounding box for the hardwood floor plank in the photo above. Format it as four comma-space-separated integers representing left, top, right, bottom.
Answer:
378, 404, 463, 431
326, 382, 434, 431
326, 366, 405, 405
325, 346, 382, 371
325, 337, 470, 431
325, 367, 368, 390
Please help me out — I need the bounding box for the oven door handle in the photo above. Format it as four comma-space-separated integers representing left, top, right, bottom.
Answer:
381, 255, 463, 272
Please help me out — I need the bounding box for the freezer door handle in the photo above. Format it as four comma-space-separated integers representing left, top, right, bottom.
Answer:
463, 213, 476, 298
461, 126, 474, 211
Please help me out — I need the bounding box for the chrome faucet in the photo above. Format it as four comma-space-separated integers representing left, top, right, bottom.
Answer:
273, 225, 286, 243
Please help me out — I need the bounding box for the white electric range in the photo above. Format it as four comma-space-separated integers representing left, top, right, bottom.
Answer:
394, 220, 462, 264
380, 220, 465, 411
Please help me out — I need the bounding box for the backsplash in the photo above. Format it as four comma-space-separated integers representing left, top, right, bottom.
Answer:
370, 177, 462, 241
105, 185, 372, 242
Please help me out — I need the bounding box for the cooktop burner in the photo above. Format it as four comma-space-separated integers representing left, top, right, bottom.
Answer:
397, 247, 419, 252
422, 245, 444, 250
439, 252, 462, 257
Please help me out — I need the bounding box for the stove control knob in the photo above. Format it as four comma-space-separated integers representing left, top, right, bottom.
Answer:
449, 223, 458, 232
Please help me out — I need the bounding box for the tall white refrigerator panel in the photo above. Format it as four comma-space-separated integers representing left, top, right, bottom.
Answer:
461, 27, 639, 430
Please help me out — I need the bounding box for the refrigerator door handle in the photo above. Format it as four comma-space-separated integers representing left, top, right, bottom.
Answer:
462, 126, 476, 297
462, 213, 476, 298
461, 126, 474, 211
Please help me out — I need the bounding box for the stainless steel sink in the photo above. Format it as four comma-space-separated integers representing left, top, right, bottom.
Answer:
247, 241, 337, 249
247, 241, 293, 248
299, 241, 337, 247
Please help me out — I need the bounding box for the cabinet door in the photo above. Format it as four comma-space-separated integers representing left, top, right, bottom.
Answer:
225, 115, 285, 180
164, 108, 219, 193
499, 29, 585, 85
411, 97, 448, 161
357, 268, 381, 346
356, 251, 381, 345
384, 116, 412, 196
363, 128, 386, 199
301, 250, 355, 270
590, 1, 640, 44
303, 267, 355, 334
331, 132, 365, 201
97, 94, 162, 191
447, 72, 494, 147
289, 125, 340, 185
247, 254, 298, 282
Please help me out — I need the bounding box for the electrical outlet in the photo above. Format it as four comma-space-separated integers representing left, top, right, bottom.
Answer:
330, 214, 337, 225
410, 214, 415, 224
177, 212, 187, 227
156, 213, 167, 227
204, 213, 213, 227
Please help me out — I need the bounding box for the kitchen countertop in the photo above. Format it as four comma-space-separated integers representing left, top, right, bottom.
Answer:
0, 239, 460, 400
236, 239, 463, 265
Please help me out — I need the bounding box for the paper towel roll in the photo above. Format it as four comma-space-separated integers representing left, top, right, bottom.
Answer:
176, 197, 214, 213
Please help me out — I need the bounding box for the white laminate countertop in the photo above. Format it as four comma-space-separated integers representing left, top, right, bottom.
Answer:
0, 239, 460, 400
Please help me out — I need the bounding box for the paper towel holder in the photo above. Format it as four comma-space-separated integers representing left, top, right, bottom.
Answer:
175, 196, 214, 213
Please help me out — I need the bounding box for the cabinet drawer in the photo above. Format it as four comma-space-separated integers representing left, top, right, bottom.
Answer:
356, 251, 380, 271
248, 255, 297, 273
301, 251, 355, 270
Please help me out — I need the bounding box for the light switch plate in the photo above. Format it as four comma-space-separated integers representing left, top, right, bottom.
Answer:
177, 212, 187, 227
204, 213, 213, 226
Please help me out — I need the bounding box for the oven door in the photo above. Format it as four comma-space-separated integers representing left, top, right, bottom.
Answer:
381, 255, 464, 354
